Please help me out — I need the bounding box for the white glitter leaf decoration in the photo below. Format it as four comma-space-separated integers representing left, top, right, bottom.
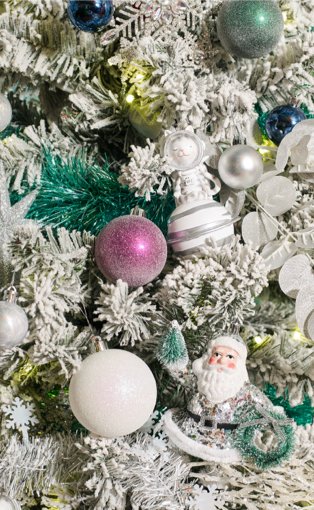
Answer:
276, 119, 314, 173
256, 176, 296, 217
220, 188, 245, 219
295, 285, 314, 341
242, 211, 278, 249
260, 239, 297, 271
295, 227, 314, 249
279, 254, 313, 298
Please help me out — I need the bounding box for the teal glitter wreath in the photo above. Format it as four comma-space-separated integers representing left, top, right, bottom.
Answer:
232, 405, 295, 470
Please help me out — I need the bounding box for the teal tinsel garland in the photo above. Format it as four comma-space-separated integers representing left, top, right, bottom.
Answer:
0, 125, 21, 140
24, 151, 175, 236
232, 405, 295, 470
264, 384, 314, 426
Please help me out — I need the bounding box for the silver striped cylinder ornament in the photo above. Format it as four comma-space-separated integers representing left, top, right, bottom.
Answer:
167, 199, 235, 256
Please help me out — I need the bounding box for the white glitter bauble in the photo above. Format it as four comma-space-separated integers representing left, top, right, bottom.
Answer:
168, 199, 234, 255
218, 145, 263, 190
69, 350, 157, 438
0, 496, 21, 510
0, 302, 28, 349
0, 94, 12, 132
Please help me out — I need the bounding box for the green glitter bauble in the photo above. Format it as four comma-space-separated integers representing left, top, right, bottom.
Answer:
217, 0, 284, 59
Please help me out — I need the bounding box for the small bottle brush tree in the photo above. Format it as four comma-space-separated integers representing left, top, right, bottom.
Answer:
157, 321, 189, 373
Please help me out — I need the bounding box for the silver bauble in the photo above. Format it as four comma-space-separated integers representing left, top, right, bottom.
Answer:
0, 302, 29, 349
0, 94, 12, 132
0, 495, 21, 510
218, 145, 263, 190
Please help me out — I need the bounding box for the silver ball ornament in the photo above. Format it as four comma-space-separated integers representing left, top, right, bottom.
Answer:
0, 94, 12, 132
218, 145, 263, 190
0, 302, 29, 349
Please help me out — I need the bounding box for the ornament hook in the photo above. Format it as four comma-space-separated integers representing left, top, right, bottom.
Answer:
6, 285, 17, 304
91, 335, 107, 352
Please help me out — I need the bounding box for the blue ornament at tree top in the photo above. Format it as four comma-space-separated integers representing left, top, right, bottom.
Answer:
68, 0, 113, 32
265, 105, 306, 146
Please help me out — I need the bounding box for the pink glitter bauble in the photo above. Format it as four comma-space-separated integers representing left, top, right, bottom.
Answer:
95, 216, 167, 287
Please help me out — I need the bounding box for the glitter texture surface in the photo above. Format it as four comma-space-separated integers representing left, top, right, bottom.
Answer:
217, 0, 284, 59
68, 0, 113, 32
173, 382, 275, 451
69, 350, 157, 437
95, 215, 167, 288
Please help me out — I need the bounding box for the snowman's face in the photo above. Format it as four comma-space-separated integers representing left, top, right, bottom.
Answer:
164, 132, 203, 170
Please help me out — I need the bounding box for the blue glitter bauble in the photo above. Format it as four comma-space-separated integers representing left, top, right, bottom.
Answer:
68, 0, 113, 32
217, 0, 284, 59
265, 105, 306, 145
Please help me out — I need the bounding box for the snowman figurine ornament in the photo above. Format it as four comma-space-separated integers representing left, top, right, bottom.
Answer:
163, 130, 235, 256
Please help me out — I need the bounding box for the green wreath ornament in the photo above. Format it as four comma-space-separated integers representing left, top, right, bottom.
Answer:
231, 403, 295, 470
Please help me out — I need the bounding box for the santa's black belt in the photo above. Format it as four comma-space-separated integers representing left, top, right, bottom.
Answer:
187, 411, 239, 430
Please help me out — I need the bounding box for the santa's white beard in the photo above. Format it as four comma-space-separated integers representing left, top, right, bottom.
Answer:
193, 360, 248, 404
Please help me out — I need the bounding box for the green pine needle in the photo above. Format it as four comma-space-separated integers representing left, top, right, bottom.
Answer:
26, 151, 175, 236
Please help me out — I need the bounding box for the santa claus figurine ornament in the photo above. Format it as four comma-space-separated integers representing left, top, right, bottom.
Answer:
163, 335, 294, 469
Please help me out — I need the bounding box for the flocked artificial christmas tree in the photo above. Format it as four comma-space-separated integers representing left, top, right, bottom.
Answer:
0, 0, 313, 508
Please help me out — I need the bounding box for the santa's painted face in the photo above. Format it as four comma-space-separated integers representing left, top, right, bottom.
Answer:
164, 132, 204, 170
208, 345, 239, 371
192, 343, 248, 404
